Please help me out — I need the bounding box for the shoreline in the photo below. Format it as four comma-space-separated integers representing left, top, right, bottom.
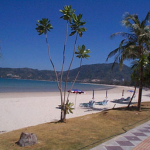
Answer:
0, 85, 149, 133
0, 84, 120, 98
0, 78, 117, 93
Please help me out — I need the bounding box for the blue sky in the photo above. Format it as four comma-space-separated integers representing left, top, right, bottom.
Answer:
0, 0, 150, 71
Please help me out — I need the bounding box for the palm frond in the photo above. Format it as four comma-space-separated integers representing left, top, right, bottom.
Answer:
106, 47, 120, 61
108, 11, 150, 74
131, 60, 139, 69
123, 12, 140, 26
75, 45, 90, 59
141, 10, 150, 27
110, 32, 137, 42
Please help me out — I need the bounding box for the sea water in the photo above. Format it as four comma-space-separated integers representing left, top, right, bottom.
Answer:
0, 78, 112, 93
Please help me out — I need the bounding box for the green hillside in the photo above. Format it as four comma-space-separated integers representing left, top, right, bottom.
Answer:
0, 63, 132, 85
65, 63, 132, 84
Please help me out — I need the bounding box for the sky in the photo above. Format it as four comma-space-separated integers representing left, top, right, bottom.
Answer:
0, 0, 150, 71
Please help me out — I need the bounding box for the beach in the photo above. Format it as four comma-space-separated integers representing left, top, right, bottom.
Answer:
0, 85, 150, 133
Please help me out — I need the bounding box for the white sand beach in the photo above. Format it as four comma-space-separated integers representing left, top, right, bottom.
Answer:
0, 85, 150, 133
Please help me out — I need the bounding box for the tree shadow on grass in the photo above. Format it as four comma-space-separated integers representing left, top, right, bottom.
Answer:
112, 106, 138, 111
111, 98, 137, 105
112, 104, 150, 112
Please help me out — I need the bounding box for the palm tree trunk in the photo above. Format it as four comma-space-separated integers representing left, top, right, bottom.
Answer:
63, 33, 78, 104
60, 21, 68, 122
127, 86, 136, 109
45, 34, 65, 121
138, 62, 143, 111
45, 34, 60, 90
137, 45, 144, 111
67, 58, 82, 99
61, 33, 78, 122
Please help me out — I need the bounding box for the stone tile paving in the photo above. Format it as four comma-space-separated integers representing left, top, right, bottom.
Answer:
90, 120, 150, 150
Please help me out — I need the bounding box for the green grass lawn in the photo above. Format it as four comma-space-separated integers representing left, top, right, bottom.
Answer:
1, 102, 150, 150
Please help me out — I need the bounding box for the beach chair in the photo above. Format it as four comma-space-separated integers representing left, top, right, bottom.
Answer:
124, 97, 130, 101
89, 100, 95, 108
79, 103, 89, 107
79, 100, 95, 108
95, 100, 109, 105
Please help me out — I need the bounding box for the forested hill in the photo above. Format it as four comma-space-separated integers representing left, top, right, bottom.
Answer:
0, 63, 132, 84
65, 63, 132, 84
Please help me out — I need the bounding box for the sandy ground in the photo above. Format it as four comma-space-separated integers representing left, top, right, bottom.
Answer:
0, 85, 150, 133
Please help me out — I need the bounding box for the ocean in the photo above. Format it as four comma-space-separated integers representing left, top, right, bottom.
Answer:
0, 78, 113, 93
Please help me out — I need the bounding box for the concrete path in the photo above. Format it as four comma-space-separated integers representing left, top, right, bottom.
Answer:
91, 120, 150, 150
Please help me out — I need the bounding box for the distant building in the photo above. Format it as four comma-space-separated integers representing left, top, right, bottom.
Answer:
113, 79, 120, 82
83, 79, 89, 82
7, 74, 20, 78
91, 79, 100, 82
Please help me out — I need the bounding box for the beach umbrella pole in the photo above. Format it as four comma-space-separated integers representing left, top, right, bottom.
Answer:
68, 89, 84, 109
122, 89, 124, 98
92, 90, 94, 99
75, 93, 77, 109
106, 90, 108, 100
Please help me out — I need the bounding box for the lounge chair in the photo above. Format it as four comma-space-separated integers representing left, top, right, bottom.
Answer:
79, 103, 89, 107
124, 97, 130, 101
79, 100, 95, 108
95, 100, 108, 105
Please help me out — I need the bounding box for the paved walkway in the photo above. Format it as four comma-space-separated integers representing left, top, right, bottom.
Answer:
91, 120, 150, 150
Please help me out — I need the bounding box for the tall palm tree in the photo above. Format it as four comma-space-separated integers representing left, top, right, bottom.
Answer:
59, 5, 75, 120
106, 11, 150, 111
36, 6, 89, 122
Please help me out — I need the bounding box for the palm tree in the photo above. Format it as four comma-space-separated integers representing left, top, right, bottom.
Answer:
36, 6, 89, 122
106, 11, 150, 111
59, 5, 75, 120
